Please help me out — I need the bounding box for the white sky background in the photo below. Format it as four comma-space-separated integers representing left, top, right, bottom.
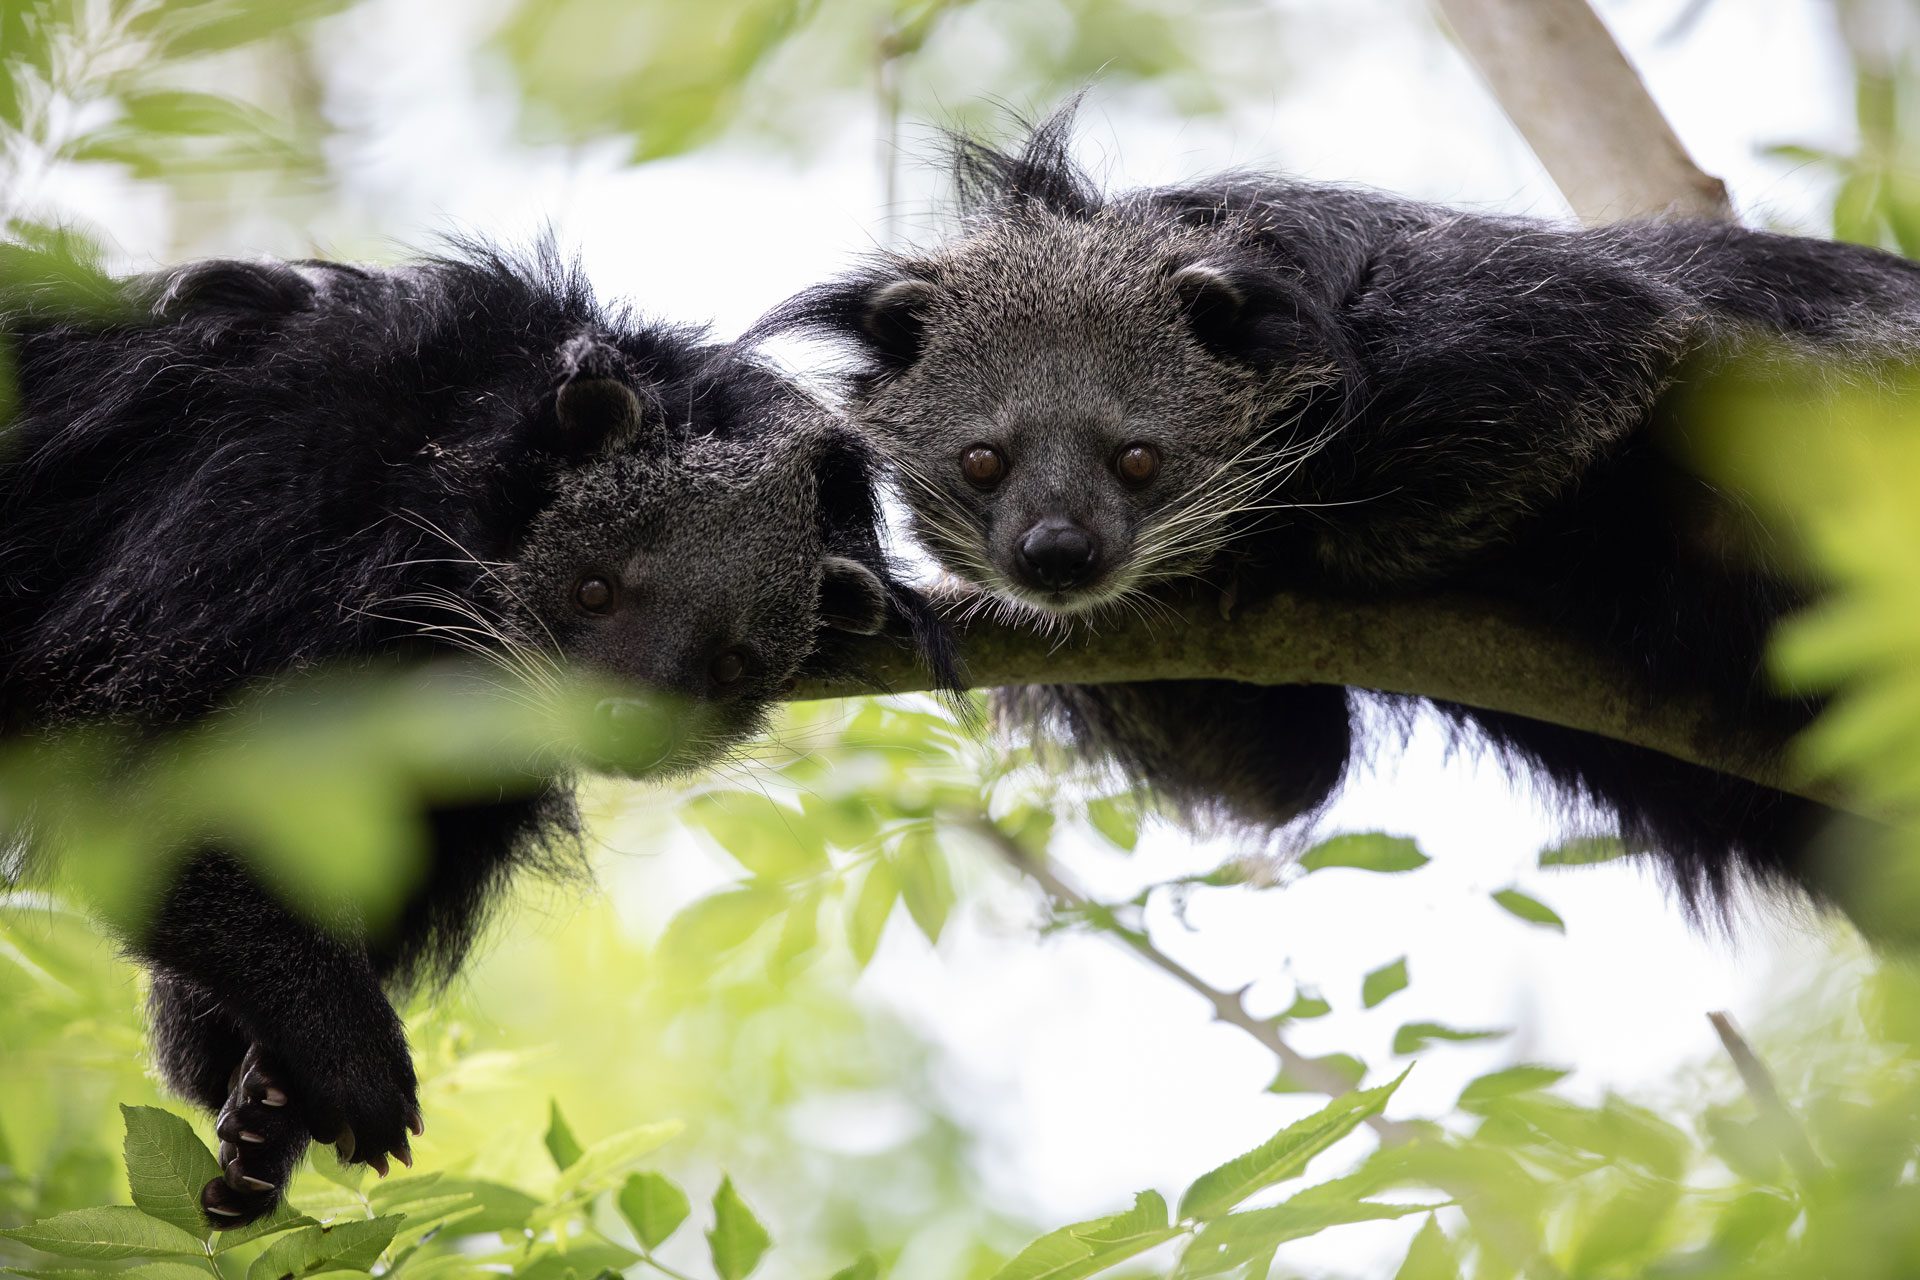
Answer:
43, 1, 1881, 1275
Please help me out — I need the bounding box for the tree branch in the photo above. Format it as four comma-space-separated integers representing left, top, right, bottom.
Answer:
964, 816, 1424, 1145
1432, 0, 1734, 223
795, 587, 1855, 815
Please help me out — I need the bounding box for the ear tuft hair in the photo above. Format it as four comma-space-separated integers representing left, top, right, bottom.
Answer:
949, 97, 1102, 221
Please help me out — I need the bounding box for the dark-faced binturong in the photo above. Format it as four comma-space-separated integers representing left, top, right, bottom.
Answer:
0, 242, 949, 1226
760, 101, 1920, 943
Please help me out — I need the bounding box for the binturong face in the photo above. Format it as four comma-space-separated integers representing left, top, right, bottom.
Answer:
488, 346, 888, 779
821, 212, 1341, 623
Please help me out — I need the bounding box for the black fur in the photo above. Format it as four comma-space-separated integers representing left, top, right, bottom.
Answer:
758, 106, 1920, 936
1, 241, 947, 1222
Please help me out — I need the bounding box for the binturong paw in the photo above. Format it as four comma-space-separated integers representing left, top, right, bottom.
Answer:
200, 1037, 423, 1228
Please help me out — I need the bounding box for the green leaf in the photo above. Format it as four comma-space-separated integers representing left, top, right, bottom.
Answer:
1361, 957, 1409, 1009
119, 1104, 220, 1238
1181, 1196, 1437, 1276
1392, 1023, 1509, 1055
618, 1172, 691, 1251
896, 827, 955, 945
246, 1218, 401, 1280
1178, 1070, 1409, 1220
1266, 1053, 1366, 1096
1072, 1191, 1169, 1245
308, 1141, 366, 1192
545, 1101, 584, 1171
384, 1195, 482, 1254
1457, 1065, 1570, 1108
1391, 1217, 1459, 1280
545, 1121, 684, 1211
988, 1194, 1180, 1280
1537, 837, 1629, 867
707, 1178, 772, 1280
1274, 988, 1332, 1021
6, 1265, 212, 1280
210, 1203, 316, 1255
511, 1240, 639, 1280
659, 888, 785, 967
683, 791, 827, 880
827, 1255, 880, 1280
1298, 834, 1428, 875
847, 859, 900, 969
1086, 797, 1140, 852
1490, 888, 1565, 932
0, 1207, 208, 1260
406, 1179, 539, 1235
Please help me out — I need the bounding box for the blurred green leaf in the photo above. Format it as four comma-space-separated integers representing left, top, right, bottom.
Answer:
1537, 837, 1628, 868
826, 1255, 880, 1280
708, 1177, 772, 1280
1489, 889, 1564, 932
1457, 1065, 1569, 1109
1086, 797, 1140, 852
618, 1172, 691, 1252
545, 1101, 584, 1172
1392, 1024, 1509, 1056
1362, 957, 1409, 1010
1267, 1053, 1367, 1096
896, 827, 955, 945
1298, 834, 1429, 875
988, 1191, 1179, 1280
848, 859, 900, 969
1181, 1190, 1436, 1277
1391, 1216, 1458, 1280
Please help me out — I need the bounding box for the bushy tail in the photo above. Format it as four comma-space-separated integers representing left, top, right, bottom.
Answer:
1004, 678, 1885, 942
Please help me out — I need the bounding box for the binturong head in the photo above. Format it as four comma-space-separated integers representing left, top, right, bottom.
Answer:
485, 336, 898, 779
754, 105, 1356, 623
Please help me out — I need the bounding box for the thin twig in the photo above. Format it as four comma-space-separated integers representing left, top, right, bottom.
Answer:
965, 816, 1423, 1146
1707, 1010, 1825, 1187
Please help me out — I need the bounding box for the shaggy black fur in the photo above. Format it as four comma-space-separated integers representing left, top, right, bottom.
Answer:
0, 242, 949, 1224
758, 106, 1920, 938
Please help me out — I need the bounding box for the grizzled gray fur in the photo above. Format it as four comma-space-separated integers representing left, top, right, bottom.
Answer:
760, 105, 1920, 939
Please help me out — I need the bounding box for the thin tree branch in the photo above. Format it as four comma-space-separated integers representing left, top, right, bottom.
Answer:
1707, 1010, 1825, 1187
964, 816, 1424, 1146
795, 588, 1859, 817
1432, 0, 1735, 223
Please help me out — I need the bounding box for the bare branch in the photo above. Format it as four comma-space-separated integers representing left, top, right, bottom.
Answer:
964, 816, 1424, 1145
795, 587, 1856, 816
1708, 1010, 1826, 1187
1432, 0, 1734, 223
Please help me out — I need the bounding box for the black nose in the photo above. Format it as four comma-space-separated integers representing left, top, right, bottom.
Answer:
1016, 519, 1099, 591
593, 696, 677, 769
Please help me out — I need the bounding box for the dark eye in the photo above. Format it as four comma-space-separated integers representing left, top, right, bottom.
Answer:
960, 444, 1007, 489
574, 576, 616, 614
1115, 443, 1161, 487
710, 648, 749, 688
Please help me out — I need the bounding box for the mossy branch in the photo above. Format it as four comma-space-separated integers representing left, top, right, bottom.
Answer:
795, 587, 1856, 816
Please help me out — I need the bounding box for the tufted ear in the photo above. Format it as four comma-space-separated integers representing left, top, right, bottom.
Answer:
152, 259, 315, 321
860, 277, 940, 369
1169, 262, 1248, 346
819, 555, 888, 635
553, 333, 647, 456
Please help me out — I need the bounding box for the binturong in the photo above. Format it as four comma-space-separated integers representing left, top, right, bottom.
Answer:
757, 103, 1920, 943
0, 242, 951, 1226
